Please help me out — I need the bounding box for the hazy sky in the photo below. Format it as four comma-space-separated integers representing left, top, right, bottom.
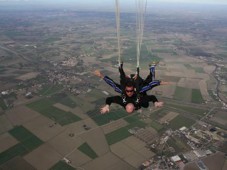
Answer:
155, 0, 227, 4
1, 0, 227, 11
1, 0, 227, 5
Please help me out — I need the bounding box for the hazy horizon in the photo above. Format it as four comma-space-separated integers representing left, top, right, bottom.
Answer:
0, 0, 227, 12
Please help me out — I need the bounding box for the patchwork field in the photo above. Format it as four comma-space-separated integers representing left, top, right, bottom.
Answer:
23, 115, 65, 142
191, 89, 204, 103
173, 86, 192, 102
169, 115, 195, 130
23, 143, 62, 170
111, 136, 155, 168
0, 157, 36, 170
82, 152, 135, 170
152, 55, 214, 104
6, 106, 40, 126
210, 110, 227, 127
168, 103, 208, 114
0, 126, 43, 165
79, 128, 109, 156
0, 133, 18, 153
78, 142, 98, 159
159, 111, 179, 124
105, 114, 146, 145
50, 161, 75, 170
199, 80, 212, 101
102, 118, 129, 134
26, 98, 81, 126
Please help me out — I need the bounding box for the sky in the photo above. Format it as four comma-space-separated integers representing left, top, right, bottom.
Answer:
0, 0, 226, 4
155, 0, 227, 4
1, 0, 227, 5
0, 0, 227, 11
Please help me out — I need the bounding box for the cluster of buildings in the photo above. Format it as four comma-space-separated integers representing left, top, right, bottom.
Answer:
130, 122, 226, 170
0, 90, 17, 109
46, 57, 95, 95
0, 55, 95, 111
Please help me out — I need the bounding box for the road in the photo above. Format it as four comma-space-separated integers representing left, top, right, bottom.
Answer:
0, 44, 31, 62
213, 63, 227, 108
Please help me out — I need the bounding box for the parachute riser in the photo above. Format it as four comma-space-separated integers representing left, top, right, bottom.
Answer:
135, 0, 147, 69
115, 0, 121, 66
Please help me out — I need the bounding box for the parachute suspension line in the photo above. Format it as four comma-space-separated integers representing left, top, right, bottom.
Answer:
115, 0, 121, 65
135, 0, 147, 69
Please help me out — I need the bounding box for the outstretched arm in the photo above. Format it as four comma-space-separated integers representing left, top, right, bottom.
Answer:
141, 95, 164, 108
94, 70, 122, 94
147, 95, 164, 108
140, 80, 172, 93
105, 96, 123, 106
100, 96, 124, 114
103, 76, 122, 94
94, 70, 104, 79
160, 81, 172, 85
140, 80, 161, 93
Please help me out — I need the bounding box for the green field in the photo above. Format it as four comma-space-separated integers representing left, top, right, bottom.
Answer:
0, 143, 27, 165
9, 126, 43, 150
57, 96, 77, 108
78, 142, 98, 159
168, 115, 195, 130
106, 114, 146, 145
92, 98, 106, 107
90, 108, 128, 126
105, 126, 132, 145
0, 126, 43, 165
184, 64, 205, 73
87, 89, 106, 100
124, 114, 147, 127
50, 161, 75, 170
173, 86, 191, 102
150, 121, 164, 132
70, 95, 95, 113
149, 108, 167, 120
51, 93, 77, 108
39, 85, 63, 96
191, 89, 204, 103
167, 103, 207, 117
124, 113, 140, 123
27, 98, 81, 126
